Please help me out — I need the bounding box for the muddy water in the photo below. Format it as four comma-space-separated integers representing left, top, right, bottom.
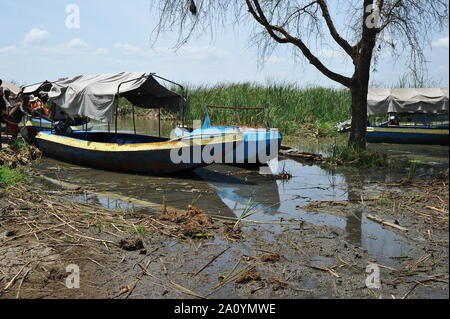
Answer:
33, 118, 449, 268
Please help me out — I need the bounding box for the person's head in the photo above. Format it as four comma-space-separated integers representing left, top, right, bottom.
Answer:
0, 79, 3, 86
29, 95, 38, 104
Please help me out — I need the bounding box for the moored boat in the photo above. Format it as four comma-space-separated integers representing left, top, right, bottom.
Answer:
366, 123, 448, 145
25, 72, 243, 174
176, 105, 282, 164
35, 130, 242, 175
366, 88, 449, 145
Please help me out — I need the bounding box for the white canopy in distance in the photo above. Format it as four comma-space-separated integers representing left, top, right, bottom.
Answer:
367, 88, 449, 115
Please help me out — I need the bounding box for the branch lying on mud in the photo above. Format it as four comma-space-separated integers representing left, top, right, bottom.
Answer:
366, 214, 408, 232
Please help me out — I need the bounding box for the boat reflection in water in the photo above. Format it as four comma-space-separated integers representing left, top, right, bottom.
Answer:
196, 164, 281, 218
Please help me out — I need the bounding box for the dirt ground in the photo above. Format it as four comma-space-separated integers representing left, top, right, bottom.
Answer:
0, 173, 448, 299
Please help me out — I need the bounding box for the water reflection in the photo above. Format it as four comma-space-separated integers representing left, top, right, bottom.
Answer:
204, 159, 413, 266
34, 118, 448, 266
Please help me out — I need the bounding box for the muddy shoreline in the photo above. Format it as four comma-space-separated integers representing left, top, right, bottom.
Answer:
0, 171, 448, 299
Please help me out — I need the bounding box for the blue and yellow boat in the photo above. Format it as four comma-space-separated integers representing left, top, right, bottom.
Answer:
35, 130, 242, 175
176, 105, 282, 165
367, 123, 449, 145
366, 88, 449, 145
24, 72, 243, 175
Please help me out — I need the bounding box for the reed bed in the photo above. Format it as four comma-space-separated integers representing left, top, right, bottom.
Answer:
183, 82, 352, 136
118, 82, 352, 136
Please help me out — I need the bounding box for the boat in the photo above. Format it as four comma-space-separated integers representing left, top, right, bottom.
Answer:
366, 122, 448, 145
35, 130, 241, 175
366, 88, 449, 145
28, 117, 93, 131
26, 72, 243, 175
176, 105, 282, 165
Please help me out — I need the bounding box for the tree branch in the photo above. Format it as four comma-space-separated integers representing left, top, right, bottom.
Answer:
246, 0, 353, 87
317, 0, 356, 59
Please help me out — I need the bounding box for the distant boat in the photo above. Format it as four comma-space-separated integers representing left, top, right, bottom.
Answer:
176, 105, 282, 165
366, 88, 449, 145
367, 123, 448, 145
25, 72, 243, 175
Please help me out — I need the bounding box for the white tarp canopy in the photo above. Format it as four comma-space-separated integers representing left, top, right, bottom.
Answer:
367, 88, 449, 115
3, 81, 21, 96
22, 72, 184, 123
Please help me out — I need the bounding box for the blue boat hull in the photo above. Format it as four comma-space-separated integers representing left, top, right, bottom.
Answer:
176, 126, 282, 164
367, 125, 449, 145
35, 131, 242, 175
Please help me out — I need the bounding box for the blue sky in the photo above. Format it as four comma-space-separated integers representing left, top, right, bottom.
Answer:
0, 0, 448, 88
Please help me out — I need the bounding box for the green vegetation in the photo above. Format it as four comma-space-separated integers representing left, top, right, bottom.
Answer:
0, 166, 28, 188
10, 137, 33, 152
117, 82, 353, 138
234, 198, 259, 230
133, 225, 150, 237
406, 159, 419, 181
324, 143, 391, 168
183, 82, 351, 137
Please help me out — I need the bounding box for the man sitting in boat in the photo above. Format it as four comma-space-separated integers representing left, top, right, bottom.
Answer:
29, 94, 50, 118
388, 114, 399, 126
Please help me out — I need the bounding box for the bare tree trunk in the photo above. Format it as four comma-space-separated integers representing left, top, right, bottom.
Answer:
349, 84, 369, 149
348, 0, 378, 149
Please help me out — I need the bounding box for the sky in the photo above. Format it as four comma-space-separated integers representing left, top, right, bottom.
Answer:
0, 0, 448, 88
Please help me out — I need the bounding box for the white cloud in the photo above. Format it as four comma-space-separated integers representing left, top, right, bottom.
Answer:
24, 28, 49, 45
94, 48, 109, 55
114, 43, 142, 55
0, 45, 22, 54
67, 38, 89, 49
432, 37, 449, 48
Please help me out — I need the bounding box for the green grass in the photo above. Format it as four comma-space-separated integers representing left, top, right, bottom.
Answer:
324, 143, 391, 168
0, 166, 28, 188
406, 159, 419, 180
10, 137, 33, 152
116, 82, 352, 137
234, 198, 259, 230
182, 82, 351, 137
133, 225, 150, 237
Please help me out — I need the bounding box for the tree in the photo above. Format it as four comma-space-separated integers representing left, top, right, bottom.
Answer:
151, 0, 448, 148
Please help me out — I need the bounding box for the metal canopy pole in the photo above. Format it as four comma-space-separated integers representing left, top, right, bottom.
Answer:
116, 74, 149, 140
158, 108, 161, 138
132, 103, 137, 135
152, 74, 186, 128
115, 97, 119, 142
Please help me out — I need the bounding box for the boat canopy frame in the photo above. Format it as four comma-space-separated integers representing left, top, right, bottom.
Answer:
202, 104, 272, 129
20, 72, 186, 140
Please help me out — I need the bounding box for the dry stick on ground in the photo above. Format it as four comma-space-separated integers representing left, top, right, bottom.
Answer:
193, 247, 231, 277
15, 268, 32, 299
366, 214, 408, 232
135, 262, 207, 299
3, 261, 33, 291
1, 223, 67, 245
402, 276, 449, 299
206, 264, 256, 298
